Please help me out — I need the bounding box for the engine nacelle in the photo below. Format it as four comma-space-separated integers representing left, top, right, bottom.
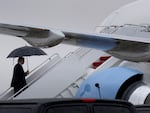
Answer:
75, 67, 150, 105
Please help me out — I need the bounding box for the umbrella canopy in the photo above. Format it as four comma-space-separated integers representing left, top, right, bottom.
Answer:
7, 46, 47, 70
7, 46, 47, 58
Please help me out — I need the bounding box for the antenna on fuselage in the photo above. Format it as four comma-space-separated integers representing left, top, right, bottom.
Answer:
95, 83, 101, 98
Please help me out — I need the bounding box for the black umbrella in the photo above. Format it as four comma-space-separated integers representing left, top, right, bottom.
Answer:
7, 46, 47, 58
7, 46, 47, 70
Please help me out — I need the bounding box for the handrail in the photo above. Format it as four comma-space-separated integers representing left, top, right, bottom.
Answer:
73, 47, 92, 58
28, 53, 59, 74
55, 74, 87, 98
0, 87, 13, 98
62, 47, 91, 59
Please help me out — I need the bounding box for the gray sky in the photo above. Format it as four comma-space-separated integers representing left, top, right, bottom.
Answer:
0, 0, 136, 93
0, 0, 135, 32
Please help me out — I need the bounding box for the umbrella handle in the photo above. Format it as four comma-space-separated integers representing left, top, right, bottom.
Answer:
26, 57, 29, 71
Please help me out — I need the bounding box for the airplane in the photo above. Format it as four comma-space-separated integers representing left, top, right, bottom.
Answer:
0, 0, 150, 105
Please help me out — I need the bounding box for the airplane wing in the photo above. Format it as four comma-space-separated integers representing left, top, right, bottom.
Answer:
0, 23, 150, 62
0, 23, 65, 47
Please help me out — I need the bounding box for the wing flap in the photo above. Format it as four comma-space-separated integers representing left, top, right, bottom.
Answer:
63, 31, 150, 44
63, 31, 117, 51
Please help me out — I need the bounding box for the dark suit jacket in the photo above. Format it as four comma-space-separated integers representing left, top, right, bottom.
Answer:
11, 63, 27, 90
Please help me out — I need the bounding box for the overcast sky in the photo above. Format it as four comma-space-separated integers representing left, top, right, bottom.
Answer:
0, 0, 135, 32
0, 0, 136, 94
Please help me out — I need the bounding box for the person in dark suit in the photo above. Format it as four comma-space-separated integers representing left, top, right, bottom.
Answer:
11, 57, 29, 94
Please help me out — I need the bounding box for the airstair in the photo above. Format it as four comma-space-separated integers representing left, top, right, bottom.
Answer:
0, 53, 61, 100
0, 47, 122, 100
55, 56, 122, 98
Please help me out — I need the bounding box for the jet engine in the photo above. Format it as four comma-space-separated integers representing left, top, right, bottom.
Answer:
76, 67, 150, 105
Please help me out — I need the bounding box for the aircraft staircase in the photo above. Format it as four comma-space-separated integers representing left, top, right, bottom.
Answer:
55, 56, 121, 98
0, 47, 122, 100
0, 53, 61, 100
